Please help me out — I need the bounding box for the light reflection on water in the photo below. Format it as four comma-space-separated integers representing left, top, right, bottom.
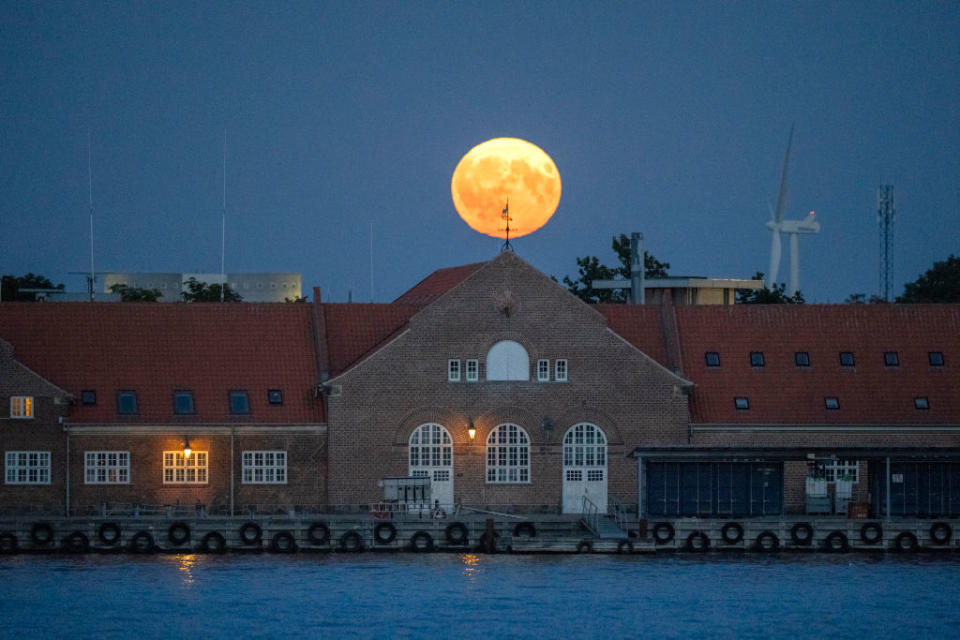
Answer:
2, 553, 960, 639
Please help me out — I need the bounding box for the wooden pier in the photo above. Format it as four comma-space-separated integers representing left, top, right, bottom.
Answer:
1, 513, 958, 555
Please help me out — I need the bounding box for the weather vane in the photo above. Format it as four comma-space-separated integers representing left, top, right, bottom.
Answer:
501, 199, 512, 251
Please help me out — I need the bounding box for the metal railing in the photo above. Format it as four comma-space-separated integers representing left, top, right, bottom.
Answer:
581, 495, 600, 535
610, 496, 629, 531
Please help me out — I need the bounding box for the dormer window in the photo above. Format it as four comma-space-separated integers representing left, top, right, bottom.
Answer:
81, 390, 97, 406
839, 352, 855, 368
929, 352, 944, 367
795, 352, 810, 367
267, 389, 283, 405
734, 397, 750, 410
750, 352, 765, 368
117, 391, 138, 415
825, 397, 839, 410
229, 390, 250, 415
884, 351, 900, 367
914, 397, 929, 410
705, 352, 720, 367
173, 391, 195, 415
9, 396, 33, 419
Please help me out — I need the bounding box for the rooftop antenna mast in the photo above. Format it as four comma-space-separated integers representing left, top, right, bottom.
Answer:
501, 199, 512, 251
877, 185, 895, 301
87, 130, 95, 301
220, 129, 227, 303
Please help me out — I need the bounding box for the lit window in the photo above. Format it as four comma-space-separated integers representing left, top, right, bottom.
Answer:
734, 397, 750, 410
9, 396, 33, 419
705, 352, 720, 367
915, 397, 929, 410
409, 423, 452, 474
173, 391, 195, 415
884, 351, 899, 367
229, 390, 250, 415
795, 352, 810, 367
81, 390, 97, 406
267, 389, 283, 405
84, 451, 130, 484
241, 450, 287, 484
555, 359, 568, 382
465, 359, 479, 382
839, 352, 855, 367
117, 391, 138, 415
163, 451, 208, 484
750, 352, 765, 367
537, 359, 550, 382
817, 458, 859, 483
486, 423, 530, 484
447, 359, 461, 382
825, 397, 839, 410
4, 451, 50, 485
929, 352, 944, 367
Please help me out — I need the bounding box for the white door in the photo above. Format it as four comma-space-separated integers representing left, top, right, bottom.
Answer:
562, 423, 608, 514
409, 423, 454, 510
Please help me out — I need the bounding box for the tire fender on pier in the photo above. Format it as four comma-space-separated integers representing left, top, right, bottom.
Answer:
789, 522, 814, 546
168, 522, 191, 546
686, 531, 710, 552
652, 522, 675, 545
824, 530, 849, 553
0, 531, 18, 554
130, 530, 155, 554
929, 522, 952, 546
374, 522, 397, 544
200, 531, 227, 554
721, 522, 744, 545
30, 522, 54, 547
63, 531, 90, 554
339, 530, 363, 552
513, 522, 536, 538
894, 531, 919, 553
859, 522, 883, 545
271, 531, 297, 553
754, 530, 780, 552
97, 522, 121, 546
306, 522, 330, 546
410, 531, 434, 552
445, 522, 468, 545
239, 522, 262, 546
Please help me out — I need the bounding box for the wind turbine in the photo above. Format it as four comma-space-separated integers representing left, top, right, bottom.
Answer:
766, 125, 820, 295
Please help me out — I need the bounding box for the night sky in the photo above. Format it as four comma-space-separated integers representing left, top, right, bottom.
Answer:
2, 2, 958, 303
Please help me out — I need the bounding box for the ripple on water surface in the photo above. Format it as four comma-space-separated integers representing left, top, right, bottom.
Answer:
2, 553, 960, 639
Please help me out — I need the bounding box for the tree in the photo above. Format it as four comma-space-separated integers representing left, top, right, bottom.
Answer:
897, 255, 960, 303
561, 234, 671, 303
736, 272, 805, 304
109, 283, 163, 302
284, 296, 308, 303
844, 293, 888, 304
1, 273, 65, 301
180, 277, 243, 303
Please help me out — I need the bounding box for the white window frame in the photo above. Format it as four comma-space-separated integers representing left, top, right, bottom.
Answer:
818, 458, 859, 483
447, 359, 461, 382
242, 450, 287, 484
537, 359, 550, 382
9, 396, 34, 419
409, 423, 453, 471
555, 359, 568, 382
163, 451, 208, 484
84, 451, 130, 484
465, 359, 479, 382
486, 423, 530, 484
5, 451, 51, 485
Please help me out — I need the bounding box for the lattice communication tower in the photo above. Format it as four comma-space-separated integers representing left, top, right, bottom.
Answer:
877, 185, 895, 301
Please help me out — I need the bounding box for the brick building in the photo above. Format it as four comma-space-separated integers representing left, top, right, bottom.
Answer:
1, 250, 958, 518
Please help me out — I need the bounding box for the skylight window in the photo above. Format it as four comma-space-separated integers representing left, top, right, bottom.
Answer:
229, 390, 250, 415
884, 351, 900, 367
795, 352, 810, 367
929, 352, 944, 367
914, 397, 929, 410
705, 352, 720, 367
173, 391, 195, 415
839, 352, 855, 367
824, 397, 839, 410
734, 397, 750, 410
267, 389, 283, 405
81, 390, 97, 406
750, 352, 765, 367
117, 391, 138, 415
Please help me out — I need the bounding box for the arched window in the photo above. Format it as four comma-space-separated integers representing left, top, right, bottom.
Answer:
486, 423, 530, 483
409, 423, 452, 472
486, 340, 529, 381
562, 423, 607, 470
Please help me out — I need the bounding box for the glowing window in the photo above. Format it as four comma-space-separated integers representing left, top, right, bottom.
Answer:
486, 341, 529, 381
5, 451, 50, 485
163, 451, 208, 484
9, 396, 33, 419
242, 450, 287, 484
409, 423, 453, 472
486, 423, 530, 483
84, 451, 130, 484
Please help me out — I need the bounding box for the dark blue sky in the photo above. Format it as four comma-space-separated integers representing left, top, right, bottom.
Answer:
2, 2, 958, 302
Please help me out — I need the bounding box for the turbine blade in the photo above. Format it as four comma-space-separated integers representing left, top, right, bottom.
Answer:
772, 124, 793, 224
768, 229, 781, 286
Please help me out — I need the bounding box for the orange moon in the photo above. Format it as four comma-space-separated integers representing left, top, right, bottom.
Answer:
451, 138, 561, 239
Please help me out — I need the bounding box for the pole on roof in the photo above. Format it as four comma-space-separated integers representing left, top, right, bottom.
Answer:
88, 130, 96, 302
630, 232, 644, 304
220, 129, 227, 303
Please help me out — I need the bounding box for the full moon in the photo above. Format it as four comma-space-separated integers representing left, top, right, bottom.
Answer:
451, 138, 561, 239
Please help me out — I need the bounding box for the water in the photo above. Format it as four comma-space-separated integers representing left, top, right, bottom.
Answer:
2, 553, 959, 639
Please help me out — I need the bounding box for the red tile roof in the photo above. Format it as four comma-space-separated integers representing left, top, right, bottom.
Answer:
322, 303, 420, 375
673, 304, 960, 424
0, 303, 323, 423
393, 262, 487, 306
595, 304, 669, 366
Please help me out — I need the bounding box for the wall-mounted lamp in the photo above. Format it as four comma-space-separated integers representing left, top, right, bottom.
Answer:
541, 417, 554, 433
183, 436, 192, 460
467, 420, 476, 440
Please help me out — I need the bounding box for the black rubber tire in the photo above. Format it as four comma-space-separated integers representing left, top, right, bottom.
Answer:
755, 530, 780, 552
576, 540, 593, 553
860, 522, 883, 545
130, 530, 155, 554
652, 522, 675, 545
686, 531, 710, 552
824, 530, 849, 553
0, 531, 18, 554
894, 531, 919, 553
30, 522, 54, 547
239, 522, 262, 546
306, 522, 330, 546
513, 522, 537, 538
62, 531, 90, 554
97, 522, 121, 546
200, 531, 227, 554
721, 522, 744, 544
168, 521, 191, 546
339, 531, 363, 552
410, 531, 434, 552
374, 522, 397, 545
445, 522, 469, 546
929, 522, 952, 546
790, 522, 814, 546
617, 539, 634, 553
271, 531, 297, 553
